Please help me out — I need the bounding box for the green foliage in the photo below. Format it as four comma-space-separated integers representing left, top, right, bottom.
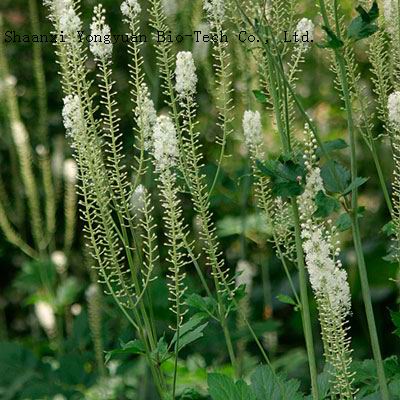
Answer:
336, 213, 352, 232
186, 294, 218, 318
318, 27, 344, 49
207, 365, 304, 400
257, 158, 306, 198
208, 374, 256, 400
348, 2, 379, 41
320, 160, 351, 193
390, 310, 400, 338
105, 339, 146, 363
313, 190, 340, 218
252, 90, 268, 104
171, 315, 209, 352
316, 139, 348, 158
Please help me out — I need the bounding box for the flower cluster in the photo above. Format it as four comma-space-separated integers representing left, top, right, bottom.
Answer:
203, 0, 225, 25
175, 51, 198, 98
11, 121, 28, 146
130, 184, 146, 214
299, 136, 351, 314
136, 83, 157, 150
151, 115, 179, 171
296, 18, 314, 49
162, 0, 178, 17
51, 250, 68, 274
59, 4, 82, 37
235, 260, 256, 293
63, 158, 78, 183
34, 301, 56, 337
62, 95, 85, 138
193, 23, 210, 62
90, 5, 113, 60
120, 0, 141, 19
388, 91, 400, 129
383, 0, 399, 35
242, 110, 264, 159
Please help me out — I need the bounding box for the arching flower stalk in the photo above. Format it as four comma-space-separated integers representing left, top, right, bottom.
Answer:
235, 260, 256, 359
63, 158, 78, 254
86, 283, 106, 376
148, 0, 187, 177
288, 18, 314, 83
203, 0, 233, 196
121, 0, 153, 185
174, 51, 239, 371
389, 93, 400, 265
149, 115, 190, 396
242, 110, 298, 291
383, 0, 400, 81
299, 131, 355, 398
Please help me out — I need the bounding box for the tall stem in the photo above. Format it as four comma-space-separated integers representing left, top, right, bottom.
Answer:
292, 199, 319, 400
317, 2, 389, 397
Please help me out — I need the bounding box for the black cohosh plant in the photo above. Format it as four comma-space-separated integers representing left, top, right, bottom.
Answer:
38, 0, 400, 399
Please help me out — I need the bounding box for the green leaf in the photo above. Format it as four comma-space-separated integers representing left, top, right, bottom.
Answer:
348, 2, 379, 41
55, 277, 81, 311
320, 160, 350, 194
341, 177, 369, 196
171, 314, 208, 351
276, 294, 297, 306
253, 90, 268, 104
151, 337, 170, 364
390, 310, 400, 338
336, 213, 352, 232
14, 260, 56, 292
382, 221, 396, 237
316, 139, 348, 157
313, 190, 340, 218
105, 339, 146, 363
250, 365, 304, 400
233, 320, 280, 341
0, 341, 38, 398
186, 294, 217, 317
257, 158, 306, 198
318, 26, 344, 49
208, 374, 256, 400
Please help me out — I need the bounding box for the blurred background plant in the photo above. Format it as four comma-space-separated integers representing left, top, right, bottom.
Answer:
0, 0, 399, 399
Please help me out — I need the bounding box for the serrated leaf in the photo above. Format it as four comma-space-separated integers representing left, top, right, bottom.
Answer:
55, 277, 81, 310
320, 160, 350, 193
336, 213, 352, 232
316, 139, 348, 157
171, 314, 208, 351
253, 90, 268, 104
208, 374, 256, 400
342, 177, 369, 196
390, 310, 400, 338
276, 294, 297, 306
313, 190, 340, 218
250, 365, 304, 400
257, 158, 306, 198
382, 221, 396, 237
186, 294, 217, 317
318, 26, 344, 49
105, 339, 146, 363
151, 337, 170, 364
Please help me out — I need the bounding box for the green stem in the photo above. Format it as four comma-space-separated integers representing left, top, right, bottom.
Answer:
28, 0, 48, 145
291, 199, 319, 400
370, 139, 393, 214
317, 2, 389, 397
